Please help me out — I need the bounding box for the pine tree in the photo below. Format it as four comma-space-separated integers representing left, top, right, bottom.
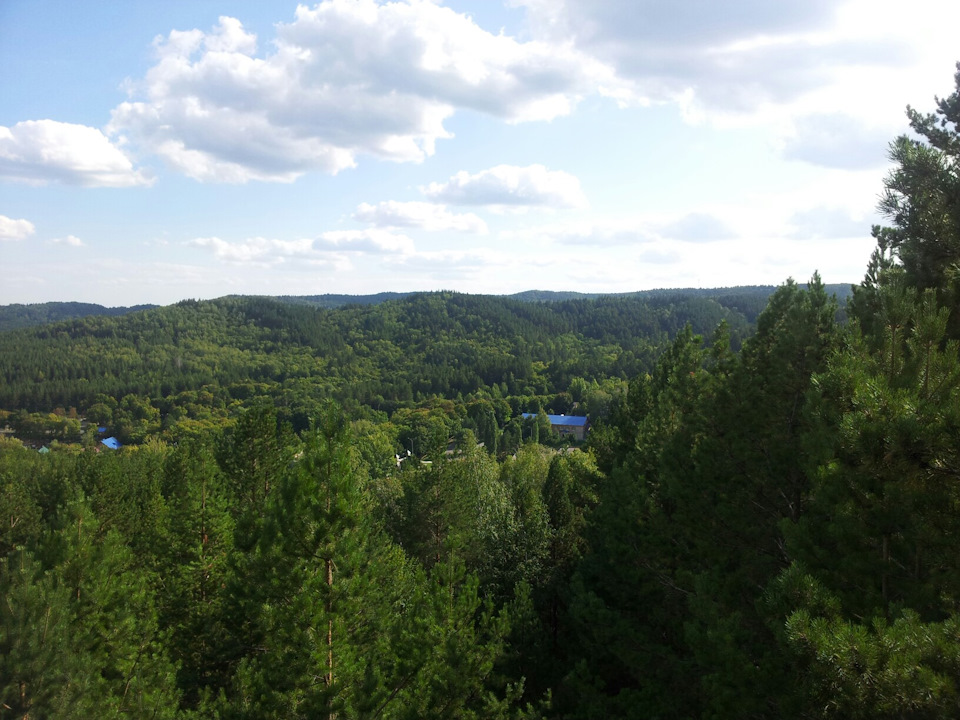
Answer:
773, 102, 960, 713
563, 326, 710, 718
160, 439, 235, 709
864, 62, 960, 335
0, 501, 182, 719
215, 405, 529, 719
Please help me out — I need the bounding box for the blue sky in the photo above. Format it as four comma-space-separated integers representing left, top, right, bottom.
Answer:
1, 0, 957, 306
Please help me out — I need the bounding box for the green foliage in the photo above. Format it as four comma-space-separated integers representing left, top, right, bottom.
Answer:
5, 68, 960, 716
562, 278, 841, 717
856, 62, 960, 339
160, 439, 235, 708
0, 291, 752, 424
760, 70, 960, 718
787, 609, 960, 719
0, 446, 44, 557
0, 503, 182, 718
0, 301, 156, 332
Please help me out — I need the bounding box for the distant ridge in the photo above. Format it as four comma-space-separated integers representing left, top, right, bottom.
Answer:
276, 284, 854, 308
273, 284, 855, 324
0, 302, 157, 332
0, 284, 854, 331
274, 292, 413, 309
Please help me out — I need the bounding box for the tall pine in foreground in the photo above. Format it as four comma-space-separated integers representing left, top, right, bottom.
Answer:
564, 279, 838, 718
159, 438, 235, 710
220, 407, 528, 719
771, 63, 960, 718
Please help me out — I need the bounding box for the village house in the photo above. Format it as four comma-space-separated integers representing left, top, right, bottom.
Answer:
521, 413, 589, 441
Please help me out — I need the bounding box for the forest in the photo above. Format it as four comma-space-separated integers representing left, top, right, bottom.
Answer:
0, 286, 784, 447
2, 66, 960, 719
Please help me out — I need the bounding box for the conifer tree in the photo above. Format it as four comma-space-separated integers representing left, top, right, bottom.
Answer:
770, 67, 960, 717
855, 62, 960, 334
1, 502, 182, 718
221, 406, 526, 719
563, 326, 709, 718
160, 439, 235, 709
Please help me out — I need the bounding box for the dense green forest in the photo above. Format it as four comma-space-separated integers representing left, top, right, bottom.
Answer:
0, 289, 766, 445
3, 65, 960, 719
0, 284, 852, 332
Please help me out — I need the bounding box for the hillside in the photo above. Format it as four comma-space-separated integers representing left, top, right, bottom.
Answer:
0, 301, 157, 332
0, 290, 758, 421
0, 284, 853, 330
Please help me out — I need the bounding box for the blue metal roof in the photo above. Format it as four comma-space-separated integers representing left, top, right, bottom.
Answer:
547, 414, 588, 426
521, 413, 588, 427
101, 437, 122, 450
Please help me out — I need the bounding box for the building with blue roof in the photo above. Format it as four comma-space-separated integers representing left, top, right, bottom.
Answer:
101, 437, 122, 450
521, 413, 589, 441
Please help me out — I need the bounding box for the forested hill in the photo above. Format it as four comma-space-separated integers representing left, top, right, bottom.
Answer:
272, 291, 412, 309
0, 301, 157, 332
0, 290, 758, 416
0, 283, 853, 330
271, 283, 854, 320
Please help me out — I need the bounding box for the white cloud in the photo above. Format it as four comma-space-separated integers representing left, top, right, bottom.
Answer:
511, 0, 960, 152
517, 220, 654, 246
0, 214, 35, 241
109, 5, 621, 183
315, 229, 416, 255
385, 246, 511, 280
203, 15, 257, 54
781, 113, 893, 169
512, 0, 895, 112
0, 120, 151, 187
191, 229, 415, 265
659, 212, 737, 242
637, 247, 683, 265
190, 236, 317, 264
50, 235, 85, 247
422, 164, 587, 210
789, 206, 875, 240
354, 201, 487, 233
512, 211, 734, 246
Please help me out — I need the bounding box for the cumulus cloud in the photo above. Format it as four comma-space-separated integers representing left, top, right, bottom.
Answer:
781, 113, 893, 169
109, 5, 621, 183
386, 247, 510, 279
789, 206, 873, 240
315, 229, 416, 255
0, 214, 35, 241
50, 235, 85, 247
525, 221, 655, 246
0, 120, 151, 187
191, 236, 317, 264
422, 164, 587, 210
512, 0, 911, 119
191, 229, 415, 265
354, 201, 488, 233
658, 212, 737, 242
514, 212, 735, 246
637, 247, 683, 265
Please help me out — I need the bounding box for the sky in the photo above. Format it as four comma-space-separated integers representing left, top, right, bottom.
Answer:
1, 0, 958, 306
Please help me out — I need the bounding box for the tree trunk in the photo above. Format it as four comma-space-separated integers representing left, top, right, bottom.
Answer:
882, 534, 890, 614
